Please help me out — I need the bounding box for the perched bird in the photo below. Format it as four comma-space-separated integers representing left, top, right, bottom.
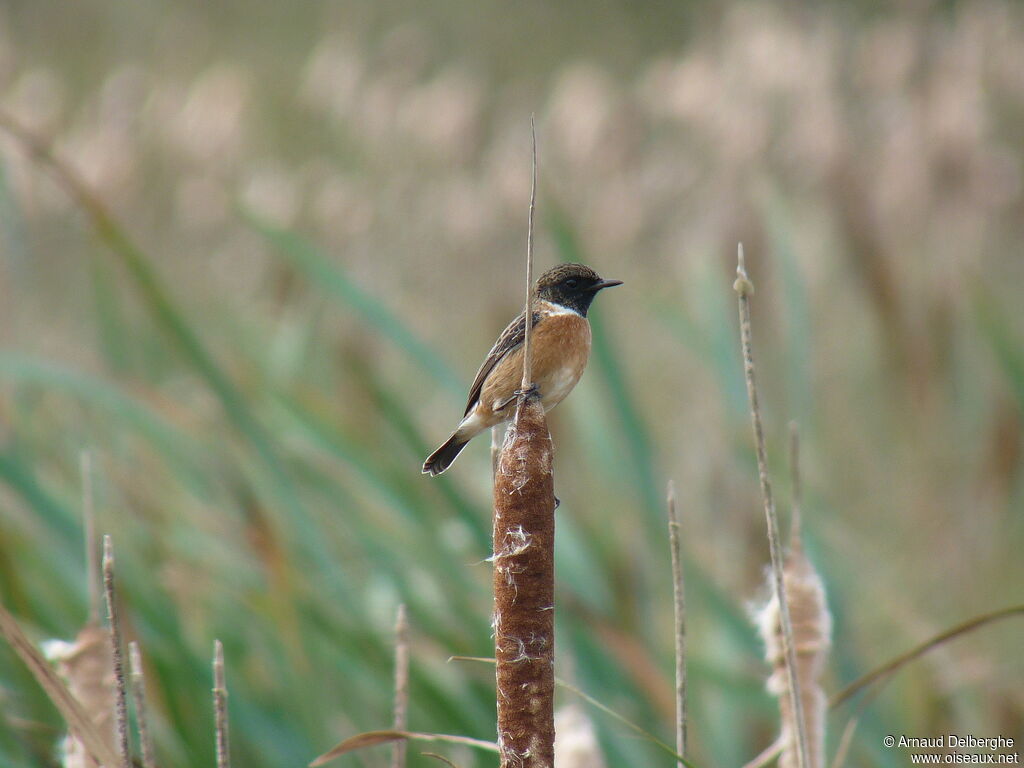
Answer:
423, 263, 622, 476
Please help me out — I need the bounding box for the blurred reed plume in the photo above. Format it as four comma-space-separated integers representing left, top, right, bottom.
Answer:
553, 703, 607, 768
0, 606, 122, 768
754, 519, 832, 768
128, 641, 157, 768
44, 625, 116, 768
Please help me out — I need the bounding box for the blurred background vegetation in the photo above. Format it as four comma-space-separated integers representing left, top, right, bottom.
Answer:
1, 0, 1023, 766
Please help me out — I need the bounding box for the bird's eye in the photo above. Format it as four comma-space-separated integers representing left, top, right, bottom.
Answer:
564, 278, 578, 289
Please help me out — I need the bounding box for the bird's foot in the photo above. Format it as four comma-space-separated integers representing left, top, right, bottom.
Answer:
514, 383, 541, 402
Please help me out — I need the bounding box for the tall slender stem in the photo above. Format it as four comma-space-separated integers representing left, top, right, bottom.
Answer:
666, 481, 687, 762
103, 536, 132, 768
213, 640, 230, 768
734, 245, 810, 768
520, 115, 538, 390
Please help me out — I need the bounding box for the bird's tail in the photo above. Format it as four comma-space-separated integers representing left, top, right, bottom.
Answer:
422, 432, 470, 476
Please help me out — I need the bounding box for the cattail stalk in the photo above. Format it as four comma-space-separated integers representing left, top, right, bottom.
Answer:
129, 642, 157, 768
391, 604, 410, 768
492, 394, 556, 768
734, 246, 811, 768
102, 536, 132, 768
666, 481, 687, 762
491, 118, 556, 768
213, 640, 230, 768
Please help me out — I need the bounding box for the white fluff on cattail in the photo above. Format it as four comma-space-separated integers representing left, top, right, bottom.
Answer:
44, 624, 117, 768
754, 540, 832, 768
554, 703, 607, 768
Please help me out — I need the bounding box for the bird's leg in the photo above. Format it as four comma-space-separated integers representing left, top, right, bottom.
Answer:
495, 383, 540, 412
513, 383, 540, 401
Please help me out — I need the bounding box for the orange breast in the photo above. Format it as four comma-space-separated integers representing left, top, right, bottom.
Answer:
479, 311, 591, 420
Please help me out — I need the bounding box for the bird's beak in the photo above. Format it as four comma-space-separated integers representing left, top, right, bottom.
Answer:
590, 279, 623, 291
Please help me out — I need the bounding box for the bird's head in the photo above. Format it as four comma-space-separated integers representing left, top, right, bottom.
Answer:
534, 263, 622, 317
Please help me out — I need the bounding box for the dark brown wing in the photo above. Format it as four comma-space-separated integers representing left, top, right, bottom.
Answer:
463, 310, 539, 416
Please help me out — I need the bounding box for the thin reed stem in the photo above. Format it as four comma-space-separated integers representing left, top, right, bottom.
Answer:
829, 603, 1024, 708
81, 451, 99, 624
391, 604, 410, 768
734, 245, 810, 768
743, 738, 784, 768
520, 115, 538, 391
214, 639, 230, 768
666, 480, 687, 762
788, 423, 803, 547
129, 641, 157, 768
103, 535, 132, 768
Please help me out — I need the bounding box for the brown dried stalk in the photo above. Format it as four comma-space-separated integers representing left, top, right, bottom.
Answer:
391, 604, 410, 768
129, 641, 157, 768
102, 536, 132, 768
213, 640, 230, 768
666, 481, 687, 762
734, 245, 810, 768
492, 395, 557, 768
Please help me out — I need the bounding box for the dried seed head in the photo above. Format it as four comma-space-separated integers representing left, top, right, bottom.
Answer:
44, 624, 117, 768
755, 544, 832, 768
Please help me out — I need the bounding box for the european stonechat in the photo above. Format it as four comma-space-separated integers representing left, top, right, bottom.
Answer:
422, 263, 622, 476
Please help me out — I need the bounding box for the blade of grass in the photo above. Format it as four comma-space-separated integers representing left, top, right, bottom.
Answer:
447, 655, 698, 768
974, 287, 1024, 413
830, 603, 1024, 709
244, 212, 463, 396
0, 354, 207, 486
311, 730, 499, 767
0, 111, 308, 540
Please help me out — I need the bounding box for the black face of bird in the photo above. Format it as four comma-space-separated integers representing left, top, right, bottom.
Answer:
534, 263, 622, 317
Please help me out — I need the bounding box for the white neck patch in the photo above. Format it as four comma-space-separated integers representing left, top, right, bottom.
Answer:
538, 299, 582, 318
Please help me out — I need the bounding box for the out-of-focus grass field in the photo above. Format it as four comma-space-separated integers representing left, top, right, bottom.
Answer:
1, 1, 1023, 766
